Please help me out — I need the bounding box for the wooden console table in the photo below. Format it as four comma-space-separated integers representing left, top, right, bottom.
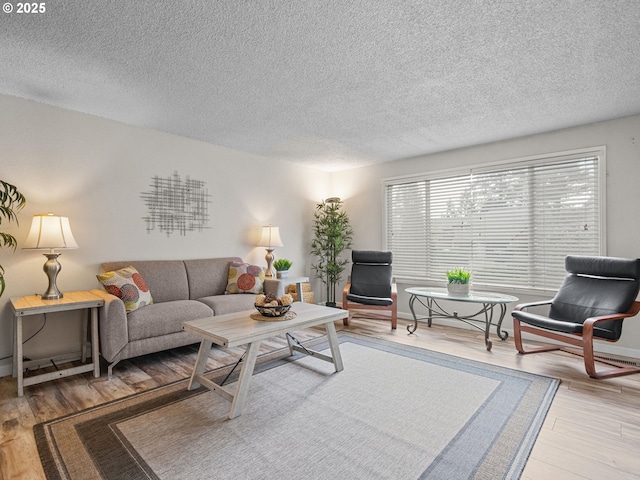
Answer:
10, 291, 104, 396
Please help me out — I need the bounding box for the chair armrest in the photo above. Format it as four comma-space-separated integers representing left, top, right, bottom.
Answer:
513, 299, 553, 312
583, 301, 640, 333
342, 282, 351, 307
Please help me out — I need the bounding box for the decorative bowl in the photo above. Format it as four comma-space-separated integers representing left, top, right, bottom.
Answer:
254, 303, 292, 317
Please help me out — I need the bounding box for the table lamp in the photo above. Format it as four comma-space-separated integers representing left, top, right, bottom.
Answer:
258, 225, 283, 278
23, 213, 79, 300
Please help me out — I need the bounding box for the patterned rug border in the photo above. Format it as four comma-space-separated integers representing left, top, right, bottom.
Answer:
345, 334, 560, 479
34, 332, 559, 480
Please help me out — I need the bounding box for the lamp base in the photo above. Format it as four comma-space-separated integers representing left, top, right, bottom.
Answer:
41, 290, 63, 300
41, 253, 63, 300
265, 248, 275, 278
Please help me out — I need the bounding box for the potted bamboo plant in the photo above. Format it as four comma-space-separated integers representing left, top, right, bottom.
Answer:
310, 198, 353, 307
1, 180, 27, 297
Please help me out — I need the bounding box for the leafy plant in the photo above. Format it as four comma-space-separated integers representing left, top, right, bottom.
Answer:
310, 198, 353, 307
273, 258, 292, 271
447, 267, 471, 285
0, 180, 27, 297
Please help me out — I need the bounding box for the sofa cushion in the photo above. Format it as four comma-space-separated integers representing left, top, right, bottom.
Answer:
127, 300, 213, 341
96, 266, 153, 313
184, 257, 243, 299
225, 262, 265, 294
102, 260, 189, 303
197, 294, 257, 315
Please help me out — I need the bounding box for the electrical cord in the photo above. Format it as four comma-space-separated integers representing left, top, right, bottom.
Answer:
0, 313, 47, 361
23, 313, 47, 344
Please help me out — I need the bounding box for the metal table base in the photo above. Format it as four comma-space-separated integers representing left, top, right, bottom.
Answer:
406, 288, 519, 351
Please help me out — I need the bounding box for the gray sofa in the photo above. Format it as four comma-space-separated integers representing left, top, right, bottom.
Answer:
91, 257, 278, 378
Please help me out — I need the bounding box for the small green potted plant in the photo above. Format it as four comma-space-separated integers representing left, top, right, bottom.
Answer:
273, 258, 293, 279
446, 267, 471, 295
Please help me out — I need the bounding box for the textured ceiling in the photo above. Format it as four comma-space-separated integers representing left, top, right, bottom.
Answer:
2, 1, 640, 171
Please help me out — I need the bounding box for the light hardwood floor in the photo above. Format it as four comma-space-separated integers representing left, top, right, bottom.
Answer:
1, 315, 640, 479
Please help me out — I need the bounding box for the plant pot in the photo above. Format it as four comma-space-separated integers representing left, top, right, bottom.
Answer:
447, 283, 470, 295
276, 270, 289, 279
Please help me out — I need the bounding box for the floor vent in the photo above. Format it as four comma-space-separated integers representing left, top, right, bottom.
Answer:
595, 356, 640, 367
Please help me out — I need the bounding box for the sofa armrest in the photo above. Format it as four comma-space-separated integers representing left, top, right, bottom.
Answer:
90, 289, 128, 363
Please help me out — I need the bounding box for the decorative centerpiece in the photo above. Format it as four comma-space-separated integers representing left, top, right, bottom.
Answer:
254, 293, 294, 318
273, 259, 292, 279
447, 267, 471, 295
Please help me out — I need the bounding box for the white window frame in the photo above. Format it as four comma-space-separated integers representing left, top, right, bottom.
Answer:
383, 147, 607, 294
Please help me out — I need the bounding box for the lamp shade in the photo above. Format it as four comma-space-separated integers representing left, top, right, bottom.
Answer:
258, 225, 283, 248
23, 214, 79, 250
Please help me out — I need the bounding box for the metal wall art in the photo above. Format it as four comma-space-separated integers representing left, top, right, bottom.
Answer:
141, 172, 211, 236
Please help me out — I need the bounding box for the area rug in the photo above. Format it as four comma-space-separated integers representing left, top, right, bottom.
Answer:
35, 333, 558, 480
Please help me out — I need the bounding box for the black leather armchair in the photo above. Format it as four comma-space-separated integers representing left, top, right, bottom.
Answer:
342, 251, 397, 329
512, 255, 640, 379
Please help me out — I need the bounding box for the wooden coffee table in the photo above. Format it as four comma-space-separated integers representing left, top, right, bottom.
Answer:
183, 302, 348, 419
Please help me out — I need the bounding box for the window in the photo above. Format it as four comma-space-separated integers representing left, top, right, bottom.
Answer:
384, 148, 605, 291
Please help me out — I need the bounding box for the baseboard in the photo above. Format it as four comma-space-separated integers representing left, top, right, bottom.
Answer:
0, 362, 12, 378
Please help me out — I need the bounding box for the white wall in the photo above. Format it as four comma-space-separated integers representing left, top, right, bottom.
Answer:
0, 94, 331, 376
2, 94, 639, 378
333, 114, 640, 358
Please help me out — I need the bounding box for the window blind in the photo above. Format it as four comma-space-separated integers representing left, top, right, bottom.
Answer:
385, 150, 603, 291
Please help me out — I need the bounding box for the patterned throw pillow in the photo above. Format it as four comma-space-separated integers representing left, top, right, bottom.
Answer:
97, 266, 153, 313
226, 262, 265, 294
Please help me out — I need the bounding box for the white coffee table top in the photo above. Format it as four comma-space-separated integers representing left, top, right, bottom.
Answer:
183, 301, 348, 348
405, 287, 518, 304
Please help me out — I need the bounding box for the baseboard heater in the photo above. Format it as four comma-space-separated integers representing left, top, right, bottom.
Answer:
595, 356, 640, 367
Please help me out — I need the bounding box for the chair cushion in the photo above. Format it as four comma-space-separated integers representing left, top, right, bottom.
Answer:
550, 275, 639, 317
512, 310, 622, 340
348, 250, 393, 304
565, 255, 640, 280
533, 256, 640, 341
349, 263, 393, 299
346, 292, 393, 307
352, 250, 392, 264
513, 310, 583, 334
